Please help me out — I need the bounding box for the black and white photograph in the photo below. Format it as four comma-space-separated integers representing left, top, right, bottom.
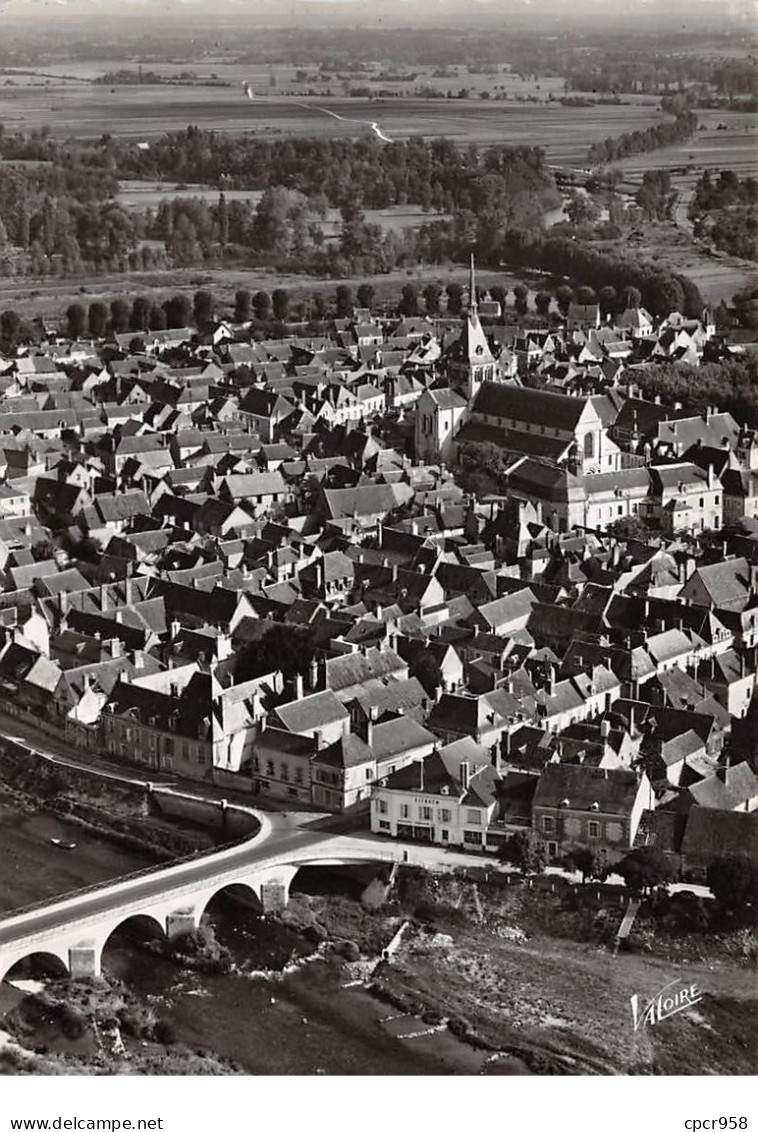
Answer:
0, 0, 755, 1116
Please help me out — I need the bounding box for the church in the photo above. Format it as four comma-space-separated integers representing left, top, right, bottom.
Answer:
446, 256, 501, 400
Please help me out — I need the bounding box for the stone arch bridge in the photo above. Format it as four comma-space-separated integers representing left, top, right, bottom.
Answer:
0, 817, 405, 982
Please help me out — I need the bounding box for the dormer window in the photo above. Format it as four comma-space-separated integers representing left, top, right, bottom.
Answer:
590, 801, 599, 811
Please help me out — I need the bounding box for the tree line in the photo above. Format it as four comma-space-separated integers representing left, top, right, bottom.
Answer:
500, 228, 703, 319
587, 97, 698, 166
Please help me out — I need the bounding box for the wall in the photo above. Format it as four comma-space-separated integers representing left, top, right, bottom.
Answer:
150, 790, 259, 840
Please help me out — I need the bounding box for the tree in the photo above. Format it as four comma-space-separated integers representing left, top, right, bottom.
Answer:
534, 290, 552, 316
565, 190, 600, 227
335, 284, 354, 318
193, 289, 214, 328
616, 846, 672, 895
576, 285, 597, 306
410, 651, 442, 697
556, 284, 574, 316
272, 288, 290, 323
500, 830, 547, 876
706, 858, 758, 922
567, 847, 603, 884
457, 440, 508, 497
622, 285, 643, 311
489, 284, 507, 315
513, 282, 528, 315
357, 283, 375, 310
149, 304, 167, 331
252, 290, 272, 321
130, 296, 150, 332
446, 281, 463, 315
66, 302, 86, 340
598, 285, 618, 318
234, 289, 252, 324
110, 298, 130, 334
88, 301, 108, 338
398, 283, 419, 317
422, 282, 442, 316
0, 310, 21, 347
235, 625, 316, 683
165, 293, 191, 329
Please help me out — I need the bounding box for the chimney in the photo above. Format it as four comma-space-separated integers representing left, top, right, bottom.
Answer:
391, 563, 398, 583
109, 637, 122, 659
600, 719, 610, 739
314, 727, 324, 750
459, 759, 470, 792
134, 650, 145, 670
170, 620, 181, 640
309, 656, 319, 690
100, 583, 109, 612
435, 684, 443, 703
295, 673, 304, 701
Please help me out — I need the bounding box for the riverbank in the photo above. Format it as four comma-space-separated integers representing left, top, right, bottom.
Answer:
3, 863, 756, 1075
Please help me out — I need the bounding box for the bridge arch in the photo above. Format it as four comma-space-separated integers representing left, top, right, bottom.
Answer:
97, 913, 167, 974
1, 949, 70, 985
195, 881, 264, 924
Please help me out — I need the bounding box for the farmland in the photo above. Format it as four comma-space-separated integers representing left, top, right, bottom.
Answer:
0, 76, 664, 168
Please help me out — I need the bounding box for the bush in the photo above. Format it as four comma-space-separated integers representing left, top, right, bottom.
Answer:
153, 1018, 177, 1045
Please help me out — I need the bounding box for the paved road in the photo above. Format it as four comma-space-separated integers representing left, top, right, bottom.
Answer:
0, 715, 714, 958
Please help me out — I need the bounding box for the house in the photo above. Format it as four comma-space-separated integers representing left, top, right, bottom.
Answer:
311, 715, 437, 812
103, 668, 214, 782
531, 762, 653, 863
370, 737, 500, 849
646, 464, 722, 535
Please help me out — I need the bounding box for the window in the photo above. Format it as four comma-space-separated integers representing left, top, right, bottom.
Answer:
463, 830, 482, 845
378, 799, 388, 815
197, 750, 206, 765
467, 809, 482, 825
588, 821, 600, 839
617, 505, 623, 515
266, 760, 274, 776
441, 829, 449, 841
365, 767, 373, 780
379, 820, 391, 831
419, 805, 433, 821
542, 815, 554, 833
281, 764, 289, 782
584, 432, 594, 459
400, 803, 410, 819
294, 767, 303, 784
439, 808, 451, 824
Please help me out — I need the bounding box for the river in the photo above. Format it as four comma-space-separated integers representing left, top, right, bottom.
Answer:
0, 804, 527, 1075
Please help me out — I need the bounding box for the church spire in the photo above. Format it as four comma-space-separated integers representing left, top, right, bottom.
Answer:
468, 253, 477, 315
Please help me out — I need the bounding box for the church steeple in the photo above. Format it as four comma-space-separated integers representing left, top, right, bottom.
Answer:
446, 253, 500, 400
468, 253, 478, 316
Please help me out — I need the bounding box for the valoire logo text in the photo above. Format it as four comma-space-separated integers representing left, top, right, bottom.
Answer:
630, 979, 703, 1031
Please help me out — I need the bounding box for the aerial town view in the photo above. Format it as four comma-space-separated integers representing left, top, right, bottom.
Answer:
0, 0, 756, 1101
